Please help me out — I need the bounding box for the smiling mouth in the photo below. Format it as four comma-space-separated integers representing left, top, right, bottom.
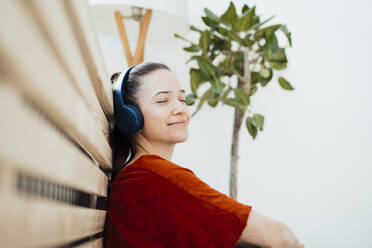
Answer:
168, 121, 187, 126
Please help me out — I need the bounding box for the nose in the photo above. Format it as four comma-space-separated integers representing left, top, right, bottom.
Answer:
172, 99, 188, 116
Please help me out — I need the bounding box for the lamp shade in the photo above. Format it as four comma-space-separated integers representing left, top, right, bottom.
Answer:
88, 0, 189, 41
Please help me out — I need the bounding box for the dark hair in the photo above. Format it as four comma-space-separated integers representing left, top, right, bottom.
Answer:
109, 62, 170, 183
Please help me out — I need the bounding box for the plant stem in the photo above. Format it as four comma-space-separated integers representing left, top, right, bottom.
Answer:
229, 79, 246, 199
243, 49, 252, 94
229, 48, 251, 199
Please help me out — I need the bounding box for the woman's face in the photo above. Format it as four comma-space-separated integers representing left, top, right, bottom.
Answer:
135, 69, 191, 144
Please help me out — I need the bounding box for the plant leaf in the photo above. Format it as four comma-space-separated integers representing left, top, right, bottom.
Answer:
218, 57, 234, 76
221, 97, 246, 111
185, 55, 200, 64
233, 52, 244, 76
268, 50, 287, 63
183, 44, 200, 52
204, 8, 222, 23
252, 114, 264, 131
212, 35, 232, 51
199, 30, 211, 51
246, 117, 258, 139
218, 26, 229, 36
218, 27, 242, 44
241, 4, 249, 14
242, 33, 254, 47
280, 25, 292, 47
270, 61, 287, 70
251, 72, 260, 84
222, 86, 233, 98
249, 85, 257, 96
190, 68, 209, 93
254, 24, 281, 42
221, 1, 237, 25
259, 67, 271, 78
252, 69, 273, 87
234, 6, 256, 31
185, 93, 197, 105
190, 25, 202, 33
262, 33, 279, 53
202, 16, 218, 27
233, 87, 250, 107
251, 15, 275, 30
278, 77, 294, 90
260, 68, 273, 86
227, 30, 242, 42
191, 88, 215, 117
196, 56, 218, 77
211, 79, 226, 96
207, 97, 219, 107
174, 33, 195, 45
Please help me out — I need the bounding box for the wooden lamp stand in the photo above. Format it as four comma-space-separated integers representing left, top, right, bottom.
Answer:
114, 9, 152, 66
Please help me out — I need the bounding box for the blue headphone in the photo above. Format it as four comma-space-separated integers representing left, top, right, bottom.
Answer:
113, 65, 144, 135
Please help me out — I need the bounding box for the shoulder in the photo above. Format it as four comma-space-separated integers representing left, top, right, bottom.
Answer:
111, 154, 252, 222
136, 154, 197, 181
118, 154, 197, 185
135, 155, 252, 222
108, 154, 188, 194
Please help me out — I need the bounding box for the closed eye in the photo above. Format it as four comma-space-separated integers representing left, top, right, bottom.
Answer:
157, 99, 186, 103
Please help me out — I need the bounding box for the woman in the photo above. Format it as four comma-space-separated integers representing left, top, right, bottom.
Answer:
104, 62, 304, 248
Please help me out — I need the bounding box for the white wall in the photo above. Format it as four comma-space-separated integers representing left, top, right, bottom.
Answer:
95, 0, 372, 247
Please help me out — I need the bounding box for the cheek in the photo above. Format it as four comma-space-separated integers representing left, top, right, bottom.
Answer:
185, 107, 191, 117
142, 109, 167, 130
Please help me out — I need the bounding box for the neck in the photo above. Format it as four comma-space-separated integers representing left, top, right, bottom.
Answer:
133, 134, 175, 162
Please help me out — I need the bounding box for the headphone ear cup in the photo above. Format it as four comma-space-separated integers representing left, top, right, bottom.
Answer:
115, 104, 144, 135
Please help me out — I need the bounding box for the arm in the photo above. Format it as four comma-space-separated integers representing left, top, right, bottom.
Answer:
237, 210, 304, 248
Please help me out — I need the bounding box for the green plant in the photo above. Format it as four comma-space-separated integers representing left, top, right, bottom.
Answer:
175, 2, 294, 199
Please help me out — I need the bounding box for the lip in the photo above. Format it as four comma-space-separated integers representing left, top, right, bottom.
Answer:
168, 121, 187, 126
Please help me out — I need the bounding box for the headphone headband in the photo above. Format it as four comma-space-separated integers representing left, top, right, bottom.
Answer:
114, 65, 136, 106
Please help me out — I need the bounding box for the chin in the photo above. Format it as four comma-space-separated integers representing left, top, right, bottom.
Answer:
171, 133, 189, 143
177, 136, 188, 143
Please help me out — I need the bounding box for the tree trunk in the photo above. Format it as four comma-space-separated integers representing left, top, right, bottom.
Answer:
229, 49, 251, 200
229, 95, 245, 199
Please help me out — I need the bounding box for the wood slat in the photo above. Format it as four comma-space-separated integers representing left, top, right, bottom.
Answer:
64, 0, 115, 129
0, 80, 108, 196
0, 0, 112, 169
76, 238, 104, 248
0, 165, 106, 248
27, 0, 110, 142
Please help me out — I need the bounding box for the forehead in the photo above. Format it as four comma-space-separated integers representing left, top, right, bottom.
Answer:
138, 69, 184, 98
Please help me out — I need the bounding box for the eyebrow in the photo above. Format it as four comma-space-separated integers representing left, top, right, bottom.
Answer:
152, 89, 186, 98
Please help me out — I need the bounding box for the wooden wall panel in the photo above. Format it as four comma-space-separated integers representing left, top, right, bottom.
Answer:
27, 0, 110, 142
64, 0, 115, 129
0, 164, 106, 247
0, 81, 108, 196
76, 238, 104, 248
0, 1, 115, 247
0, 0, 112, 170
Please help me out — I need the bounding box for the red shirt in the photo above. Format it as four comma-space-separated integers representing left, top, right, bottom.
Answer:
104, 154, 252, 248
